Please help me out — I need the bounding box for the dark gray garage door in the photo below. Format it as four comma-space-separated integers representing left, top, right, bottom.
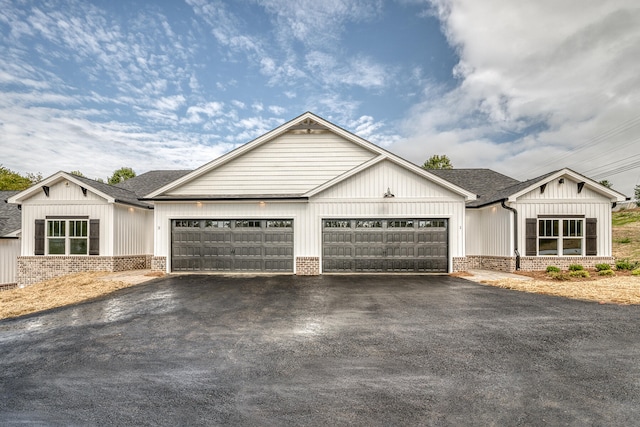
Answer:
323, 219, 448, 273
172, 219, 293, 272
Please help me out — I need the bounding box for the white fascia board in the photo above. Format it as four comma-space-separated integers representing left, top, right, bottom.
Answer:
507, 168, 627, 202
7, 171, 115, 204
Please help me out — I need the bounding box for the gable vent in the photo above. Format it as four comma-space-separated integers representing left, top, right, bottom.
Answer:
288, 118, 329, 133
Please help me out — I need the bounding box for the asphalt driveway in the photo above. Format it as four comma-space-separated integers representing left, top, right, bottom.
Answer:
1, 275, 639, 426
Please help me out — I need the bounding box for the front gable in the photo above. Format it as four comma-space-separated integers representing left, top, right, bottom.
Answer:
9, 172, 112, 206
166, 128, 377, 197
510, 169, 626, 203
312, 159, 464, 200
149, 112, 475, 201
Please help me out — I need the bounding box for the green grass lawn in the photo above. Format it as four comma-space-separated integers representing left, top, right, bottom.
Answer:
612, 208, 640, 261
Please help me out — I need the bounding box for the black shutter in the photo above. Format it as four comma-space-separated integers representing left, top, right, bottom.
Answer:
35, 219, 45, 256
89, 219, 100, 256
586, 218, 597, 256
525, 218, 537, 256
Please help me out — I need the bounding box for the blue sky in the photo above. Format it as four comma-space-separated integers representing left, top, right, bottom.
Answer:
1, 0, 639, 197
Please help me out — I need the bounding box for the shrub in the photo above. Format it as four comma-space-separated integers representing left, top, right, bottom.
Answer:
632, 269, 640, 276
568, 264, 584, 271
616, 259, 639, 270
546, 266, 561, 273
549, 272, 571, 281
569, 270, 590, 278
598, 269, 615, 276
595, 263, 611, 271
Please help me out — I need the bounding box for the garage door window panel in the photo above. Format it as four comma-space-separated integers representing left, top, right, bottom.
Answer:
323, 218, 448, 273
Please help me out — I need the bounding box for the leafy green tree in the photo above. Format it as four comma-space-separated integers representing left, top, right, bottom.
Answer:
108, 167, 136, 184
599, 180, 612, 189
422, 154, 453, 170
70, 170, 85, 177
635, 184, 640, 207
0, 165, 41, 190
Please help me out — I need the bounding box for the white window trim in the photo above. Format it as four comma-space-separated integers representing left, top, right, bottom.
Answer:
537, 218, 585, 256
46, 219, 90, 256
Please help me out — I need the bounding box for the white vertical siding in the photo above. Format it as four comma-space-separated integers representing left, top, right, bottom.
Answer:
514, 201, 613, 256
466, 206, 512, 256
28, 179, 105, 202
316, 160, 461, 199
20, 204, 114, 256
518, 177, 602, 201
153, 158, 468, 272
0, 238, 20, 285
113, 205, 153, 255
168, 132, 377, 196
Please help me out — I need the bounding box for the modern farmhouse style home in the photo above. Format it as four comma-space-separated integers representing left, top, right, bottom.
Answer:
4, 112, 626, 286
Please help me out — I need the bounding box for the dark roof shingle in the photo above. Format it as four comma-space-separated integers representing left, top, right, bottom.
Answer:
428, 169, 520, 197
115, 170, 192, 198
0, 191, 21, 236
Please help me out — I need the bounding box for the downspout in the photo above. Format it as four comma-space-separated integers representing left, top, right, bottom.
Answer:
501, 199, 520, 270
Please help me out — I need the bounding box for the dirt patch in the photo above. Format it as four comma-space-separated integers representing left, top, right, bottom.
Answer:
482, 271, 640, 305
0, 272, 146, 320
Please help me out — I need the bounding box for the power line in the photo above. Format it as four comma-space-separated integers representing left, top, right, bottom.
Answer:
520, 115, 640, 177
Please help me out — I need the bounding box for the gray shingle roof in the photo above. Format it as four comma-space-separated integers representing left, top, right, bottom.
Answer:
429, 169, 520, 197
71, 175, 151, 208
0, 191, 21, 237
428, 168, 567, 207
115, 170, 192, 198
466, 170, 561, 207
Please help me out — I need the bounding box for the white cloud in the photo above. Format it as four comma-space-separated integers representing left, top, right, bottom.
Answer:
392, 0, 640, 195
182, 102, 225, 124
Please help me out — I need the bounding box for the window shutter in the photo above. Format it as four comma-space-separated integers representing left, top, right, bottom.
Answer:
525, 218, 537, 256
586, 218, 597, 256
35, 219, 45, 256
89, 219, 100, 256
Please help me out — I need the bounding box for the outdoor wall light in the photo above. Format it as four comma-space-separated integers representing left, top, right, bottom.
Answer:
383, 188, 395, 198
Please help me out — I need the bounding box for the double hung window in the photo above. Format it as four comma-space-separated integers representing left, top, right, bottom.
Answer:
538, 218, 584, 256
47, 219, 89, 255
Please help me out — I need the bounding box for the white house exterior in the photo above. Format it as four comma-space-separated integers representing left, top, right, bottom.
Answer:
434, 168, 626, 271
146, 113, 475, 275
4, 112, 627, 286
0, 191, 21, 287
8, 173, 155, 285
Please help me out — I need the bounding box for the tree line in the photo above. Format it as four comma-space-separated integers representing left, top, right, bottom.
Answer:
0, 165, 136, 191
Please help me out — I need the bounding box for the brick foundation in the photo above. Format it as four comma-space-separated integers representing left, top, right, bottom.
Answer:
151, 256, 167, 272
0, 283, 18, 291
296, 257, 320, 275
452, 257, 467, 272
17, 255, 153, 287
462, 255, 616, 273
519, 256, 615, 272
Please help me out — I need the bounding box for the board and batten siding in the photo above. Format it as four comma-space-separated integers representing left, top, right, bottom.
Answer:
0, 238, 20, 285
113, 205, 153, 256
465, 206, 512, 256
517, 177, 603, 201
316, 160, 462, 200
168, 132, 377, 196
513, 200, 613, 257
154, 159, 468, 273
20, 203, 113, 256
